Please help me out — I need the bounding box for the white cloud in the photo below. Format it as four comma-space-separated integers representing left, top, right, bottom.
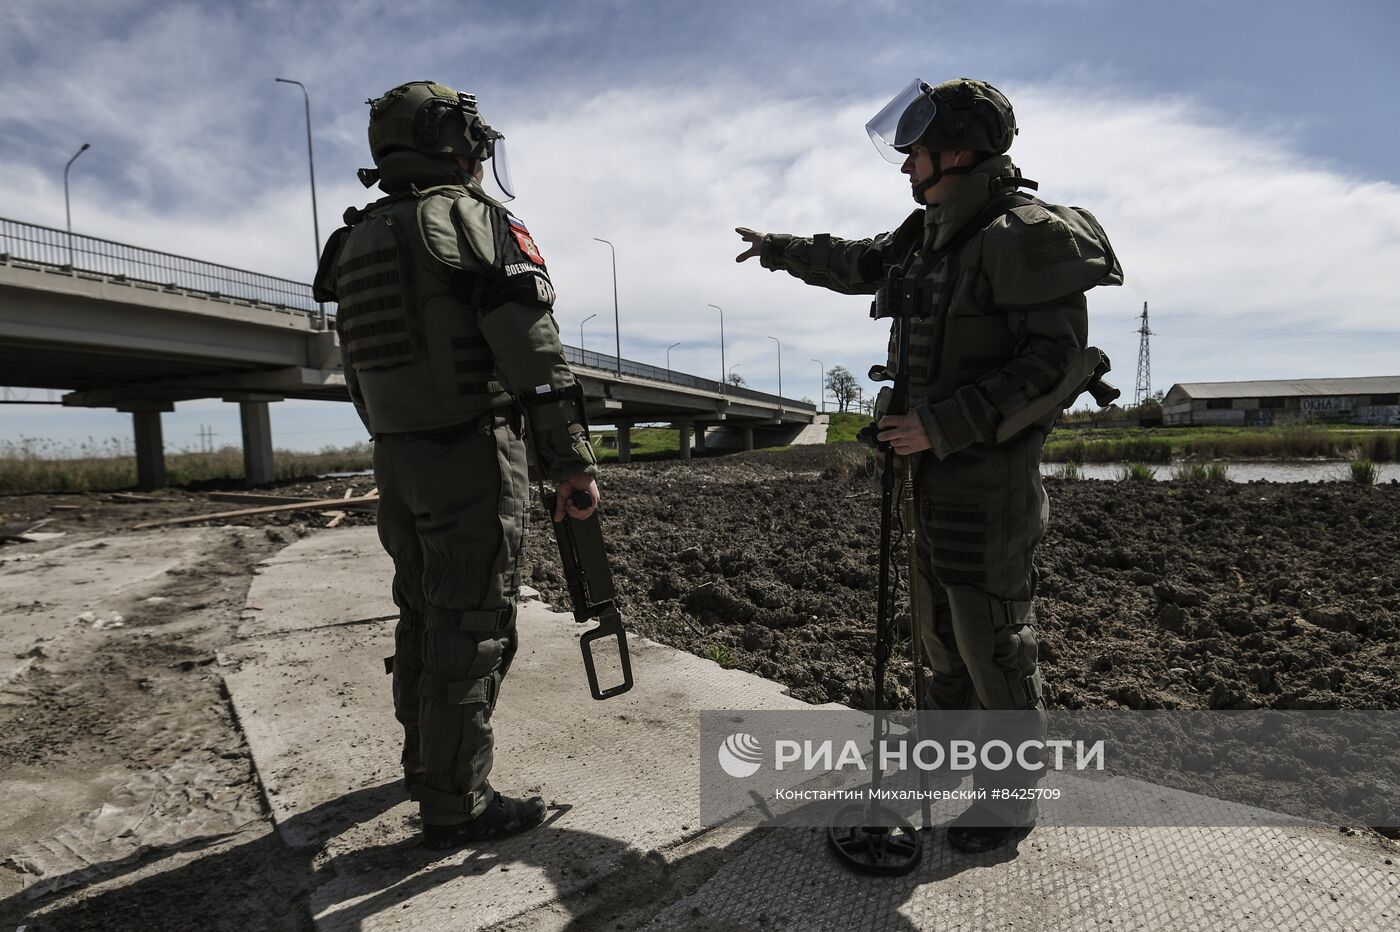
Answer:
502, 80, 1400, 397
6, 26, 1400, 450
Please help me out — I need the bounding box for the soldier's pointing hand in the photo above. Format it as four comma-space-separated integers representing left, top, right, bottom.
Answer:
734, 227, 764, 263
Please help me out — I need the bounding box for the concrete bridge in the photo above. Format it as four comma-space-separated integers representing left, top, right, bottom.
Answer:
0, 217, 816, 488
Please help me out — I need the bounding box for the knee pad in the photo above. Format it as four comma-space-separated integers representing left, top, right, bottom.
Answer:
945, 587, 1044, 711
1007, 623, 1044, 710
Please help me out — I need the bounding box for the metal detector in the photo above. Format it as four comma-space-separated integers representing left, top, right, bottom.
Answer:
827, 268, 933, 876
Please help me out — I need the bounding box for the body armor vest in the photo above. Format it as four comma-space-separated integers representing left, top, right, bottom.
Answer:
331, 187, 512, 434
886, 192, 1116, 411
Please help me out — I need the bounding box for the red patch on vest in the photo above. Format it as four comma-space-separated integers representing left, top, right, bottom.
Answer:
508, 217, 545, 265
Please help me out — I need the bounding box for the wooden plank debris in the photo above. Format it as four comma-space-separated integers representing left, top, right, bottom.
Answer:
323, 487, 356, 529
0, 519, 49, 542
131, 493, 380, 530
205, 491, 376, 512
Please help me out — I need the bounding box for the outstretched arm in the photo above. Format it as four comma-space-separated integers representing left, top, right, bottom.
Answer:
734, 211, 922, 296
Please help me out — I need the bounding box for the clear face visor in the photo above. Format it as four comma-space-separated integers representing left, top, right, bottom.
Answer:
460, 93, 516, 202
865, 79, 937, 163
482, 134, 515, 203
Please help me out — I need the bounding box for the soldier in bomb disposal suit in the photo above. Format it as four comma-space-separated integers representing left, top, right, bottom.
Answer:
738, 78, 1122, 852
315, 81, 598, 849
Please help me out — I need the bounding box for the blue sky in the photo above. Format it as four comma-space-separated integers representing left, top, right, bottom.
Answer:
3, 0, 1398, 452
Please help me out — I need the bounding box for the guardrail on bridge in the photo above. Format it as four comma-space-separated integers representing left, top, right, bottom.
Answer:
2, 215, 812, 413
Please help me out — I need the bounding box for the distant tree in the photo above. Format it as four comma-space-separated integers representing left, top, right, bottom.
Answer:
726, 371, 748, 388
825, 366, 859, 411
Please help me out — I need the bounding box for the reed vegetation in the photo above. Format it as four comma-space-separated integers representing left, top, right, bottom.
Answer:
1045, 426, 1399, 464
1349, 458, 1379, 485
0, 437, 372, 493
1118, 462, 1157, 482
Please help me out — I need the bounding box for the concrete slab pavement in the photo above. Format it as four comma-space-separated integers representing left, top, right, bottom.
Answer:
790, 415, 829, 446
224, 527, 843, 930
225, 528, 1399, 931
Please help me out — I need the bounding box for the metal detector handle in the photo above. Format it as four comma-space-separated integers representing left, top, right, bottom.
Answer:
548, 491, 634, 700
579, 606, 633, 701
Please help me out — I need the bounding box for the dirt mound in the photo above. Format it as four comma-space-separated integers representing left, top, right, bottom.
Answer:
523, 444, 1400, 711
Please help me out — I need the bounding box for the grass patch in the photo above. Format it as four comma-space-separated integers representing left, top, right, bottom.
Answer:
0, 438, 372, 493
703, 644, 736, 668
825, 411, 870, 444
1118, 462, 1157, 482
1349, 458, 1379, 485
591, 427, 681, 462
1054, 462, 1081, 480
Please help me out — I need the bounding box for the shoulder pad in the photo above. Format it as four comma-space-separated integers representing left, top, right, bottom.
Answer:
980, 202, 1123, 307
312, 225, 351, 303
412, 187, 486, 270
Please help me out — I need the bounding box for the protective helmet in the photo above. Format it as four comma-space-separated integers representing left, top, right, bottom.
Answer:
866, 78, 1017, 163
362, 81, 515, 199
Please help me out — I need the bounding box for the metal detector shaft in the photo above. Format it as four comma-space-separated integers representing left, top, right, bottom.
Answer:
548, 491, 634, 700
904, 466, 932, 830
828, 272, 929, 876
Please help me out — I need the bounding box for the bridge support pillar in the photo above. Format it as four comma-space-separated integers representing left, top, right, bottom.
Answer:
123, 406, 170, 491
677, 423, 692, 460
616, 424, 631, 463
239, 400, 276, 487
693, 424, 706, 453
742, 426, 755, 451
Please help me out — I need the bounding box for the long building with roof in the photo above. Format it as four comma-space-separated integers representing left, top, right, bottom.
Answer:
1162, 376, 1400, 427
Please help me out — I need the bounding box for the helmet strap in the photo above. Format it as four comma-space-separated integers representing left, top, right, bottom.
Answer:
910, 154, 975, 204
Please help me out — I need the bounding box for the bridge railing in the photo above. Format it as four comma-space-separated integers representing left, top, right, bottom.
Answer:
1, 215, 813, 412
0, 215, 321, 314
562, 346, 812, 411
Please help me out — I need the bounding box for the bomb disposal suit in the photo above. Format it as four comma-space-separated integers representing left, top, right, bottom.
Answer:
745, 79, 1121, 840
314, 82, 597, 842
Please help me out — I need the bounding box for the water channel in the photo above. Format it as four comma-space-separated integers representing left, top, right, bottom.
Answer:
1039, 461, 1397, 483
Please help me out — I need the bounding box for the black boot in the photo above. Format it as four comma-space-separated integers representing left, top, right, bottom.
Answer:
946, 804, 1033, 854
421, 788, 547, 849
946, 823, 1032, 853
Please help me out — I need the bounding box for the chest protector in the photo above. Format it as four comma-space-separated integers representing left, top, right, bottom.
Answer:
316, 184, 554, 434
884, 193, 1120, 406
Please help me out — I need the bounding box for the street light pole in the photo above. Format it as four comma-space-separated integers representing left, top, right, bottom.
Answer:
63, 142, 90, 267
728, 362, 741, 386
580, 313, 597, 354
768, 335, 783, 402
592, 237, 621, 375
275, 77, 325, 329
707, 303, 726, 394
667, 341, 681, 373
811, 358, 825, 412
